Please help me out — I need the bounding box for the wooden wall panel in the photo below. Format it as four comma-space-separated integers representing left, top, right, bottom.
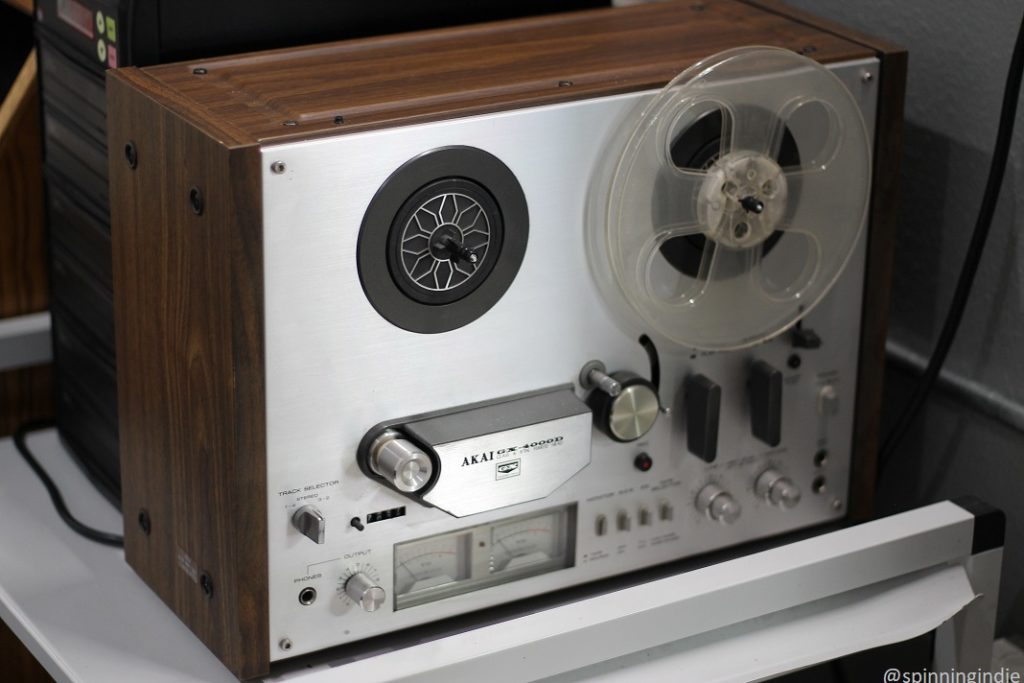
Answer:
0, 0, 32, 16
0, 51, 54, 436
0, 50, 47, 318
0, 620, 54, 683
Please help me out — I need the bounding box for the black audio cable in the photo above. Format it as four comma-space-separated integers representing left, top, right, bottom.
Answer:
878, 7, 1024, 477
12, 419, 124, 547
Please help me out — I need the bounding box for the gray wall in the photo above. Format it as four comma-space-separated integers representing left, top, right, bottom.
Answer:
781, 0, 1024, 635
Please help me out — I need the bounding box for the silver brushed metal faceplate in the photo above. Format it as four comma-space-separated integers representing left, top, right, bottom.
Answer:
261, 58, 879, 660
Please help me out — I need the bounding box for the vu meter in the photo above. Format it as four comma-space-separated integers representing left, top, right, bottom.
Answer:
394, 533, 472, 601
491, 510, 566, 573
394, 505, 576, 609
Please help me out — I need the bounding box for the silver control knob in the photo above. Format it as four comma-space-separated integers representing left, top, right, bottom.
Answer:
695, 484, 741, 525
344, 571, 386, 612
369, 430, 434, 493
755, 469, 801, 508
291, 505, 325, 544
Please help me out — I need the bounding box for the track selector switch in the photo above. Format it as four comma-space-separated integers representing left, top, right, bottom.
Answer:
292, 505, 326, 544
581, 361, 659, 443
750, 360, 783, 447
685, 374, 721, 462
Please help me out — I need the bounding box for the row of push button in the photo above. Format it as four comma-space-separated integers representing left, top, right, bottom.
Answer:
595, 502, 674, 536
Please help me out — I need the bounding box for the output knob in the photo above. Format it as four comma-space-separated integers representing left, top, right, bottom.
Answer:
695, 483, 741, 525
581, 361, 660, 442
369, 430, 434, 493
344, 571, 386, 612
755, 469, 801, 508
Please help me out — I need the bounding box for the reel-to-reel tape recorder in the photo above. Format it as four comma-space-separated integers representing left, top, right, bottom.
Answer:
107, 1, 905, 677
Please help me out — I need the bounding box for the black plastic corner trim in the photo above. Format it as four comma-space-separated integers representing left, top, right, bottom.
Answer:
952, 495, 1006, 555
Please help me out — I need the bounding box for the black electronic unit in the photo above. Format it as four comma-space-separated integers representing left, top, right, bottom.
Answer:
34, 0, 609, 504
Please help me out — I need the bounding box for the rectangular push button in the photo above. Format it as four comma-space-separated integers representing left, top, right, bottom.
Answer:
685, 374, 720, 462
616, 510, 631, 532
750, 360, 783, 447
659, 502, 674, 521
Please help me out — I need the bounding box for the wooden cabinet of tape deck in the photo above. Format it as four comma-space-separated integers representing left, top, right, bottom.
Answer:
106, 1, 905, 677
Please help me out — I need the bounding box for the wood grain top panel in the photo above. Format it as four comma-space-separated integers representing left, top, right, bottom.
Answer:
118, 0, 875, 146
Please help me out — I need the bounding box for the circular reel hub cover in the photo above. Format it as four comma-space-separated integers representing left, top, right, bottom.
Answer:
591, 47, 872, 350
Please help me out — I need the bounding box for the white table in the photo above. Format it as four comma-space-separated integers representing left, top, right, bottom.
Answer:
0, 429, 1003, 682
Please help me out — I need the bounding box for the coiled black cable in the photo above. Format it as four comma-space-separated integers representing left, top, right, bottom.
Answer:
13, 419, 124, 547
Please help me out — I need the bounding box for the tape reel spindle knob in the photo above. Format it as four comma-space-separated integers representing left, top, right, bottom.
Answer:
369, 430, 434, 493
581, 361, 660, 443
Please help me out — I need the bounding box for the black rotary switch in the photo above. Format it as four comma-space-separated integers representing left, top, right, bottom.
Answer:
581, 361, 660, 443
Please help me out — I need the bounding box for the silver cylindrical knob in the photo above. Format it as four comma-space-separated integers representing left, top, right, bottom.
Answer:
589, 369, 622, 397
755, 469, 801, 508
369, 430, 433, 493
580, 360, 621, 396
344, 571, 386, 612
695, 483, 741, 525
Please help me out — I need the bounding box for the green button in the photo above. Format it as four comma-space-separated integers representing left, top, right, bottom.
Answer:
106, 16, 117, 43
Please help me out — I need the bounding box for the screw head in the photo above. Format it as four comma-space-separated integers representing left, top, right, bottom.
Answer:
192, 67, 208, 75
270, 161, 287, 174
189, 186, 204, 215
787, 354, 802, 369
200, 573, 214, 599
831, 498, 843, 510
279, 638, 293, 651
138, 509, 151, 536
124, 141, 138, 169
333, 115, 345, 124
558, 80, 573, 88
860, 70, 874, 83
283, 120, 298, 127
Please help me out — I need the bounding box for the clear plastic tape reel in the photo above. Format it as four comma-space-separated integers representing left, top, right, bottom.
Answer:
592, 47, 871, 351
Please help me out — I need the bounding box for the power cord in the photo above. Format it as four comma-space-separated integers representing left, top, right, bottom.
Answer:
878, 7, 1024, 477
13, 419, 124, 547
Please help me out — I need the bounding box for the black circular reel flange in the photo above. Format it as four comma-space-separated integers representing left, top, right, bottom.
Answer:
358, 146, 529, 334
